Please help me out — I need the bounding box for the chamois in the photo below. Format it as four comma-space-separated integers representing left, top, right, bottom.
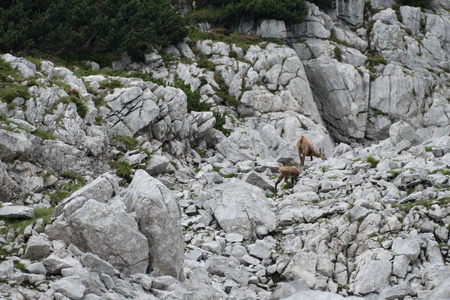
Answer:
296, 136, 327, 167
274, 166, 302, 191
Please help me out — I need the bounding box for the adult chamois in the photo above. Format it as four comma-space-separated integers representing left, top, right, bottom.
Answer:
296, 136, 327, 167
274, 166, 302, 191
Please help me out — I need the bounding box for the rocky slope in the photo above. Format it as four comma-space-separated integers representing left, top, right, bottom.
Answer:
0, 1, 449, 299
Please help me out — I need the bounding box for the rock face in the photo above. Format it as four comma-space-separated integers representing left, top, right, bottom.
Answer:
0, 1, 450, 299
122, 169, 185, 281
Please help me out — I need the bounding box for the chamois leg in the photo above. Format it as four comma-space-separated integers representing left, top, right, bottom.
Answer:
275, 175, 283, 191
300, 155, 305, 167
284, 176, 293, 187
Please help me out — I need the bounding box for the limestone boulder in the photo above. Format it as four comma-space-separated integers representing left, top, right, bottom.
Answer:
46, 199, 149, 275
122, 170, 185, 280
195, 179, 277, 239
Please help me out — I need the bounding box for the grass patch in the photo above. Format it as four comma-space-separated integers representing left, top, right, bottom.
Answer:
46, 182, 84, 206
223, 173, 238, 178
365, 54, 388, 73
110, 160, 133, 183
1, 207, 55, 235
389, 169, 402, 177
431, 169, 450, 176
334, 47, 342, 62
99, 79, 123, 90
112, 136, 139, 151
33, 128, 55, 140
0, 84, 30, 104
61, 171, 85, 184
366, 156, 380, 168
196, 149, 207, 158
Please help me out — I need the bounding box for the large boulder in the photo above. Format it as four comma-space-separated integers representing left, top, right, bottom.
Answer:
122, 169, 185, 281
195, 179, 277, 240
46, 199, 149, 275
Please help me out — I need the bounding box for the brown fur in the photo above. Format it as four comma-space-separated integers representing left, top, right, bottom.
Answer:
275, 166, 302, 191
296, 136, 326, 167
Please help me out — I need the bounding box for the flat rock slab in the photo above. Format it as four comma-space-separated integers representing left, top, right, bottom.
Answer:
0, 206, 35, 219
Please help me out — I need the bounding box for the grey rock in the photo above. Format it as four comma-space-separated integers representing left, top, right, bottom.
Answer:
123, 170, 185, 280
257, 20, 287, 39
50, 275, 86, 300
0, 205, 35, 219
25, 234, 52, 261
47, 199, 149, 275
196, 179, 277, 240
354, 259, 392, 294
392, 255, 409, 278
428, 277, 450, 300
377, 282, 413, 300
389, 121, 422, 148
0, 160, 19, 202
0, 130, 33, 162
56, 172, 119, 216
42, 251, 82, 275
146, 155, 170, 176
242, 170, 274, 191
282, 251, 318, 288
25, 262, 48, 275
269, 279, 310, 300
81, 253, 116, 277
2, 54, 36, 78
0, 260, 14, 281
283, 290, 362, 300
392, 237, 421, 261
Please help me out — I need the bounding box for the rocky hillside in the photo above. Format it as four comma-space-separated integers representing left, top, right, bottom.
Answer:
0, 0, 449, 299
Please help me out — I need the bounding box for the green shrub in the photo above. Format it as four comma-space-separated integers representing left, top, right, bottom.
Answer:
173, 80, 211, 113
192, 0, 308, 25
334, 47, 342, 62
197, 56, 216, 72
0, 0, 188, 60
213, 111, 232, 136
70, 95, 88, 119
310, 0, 336, 10
396, 0, 431, 9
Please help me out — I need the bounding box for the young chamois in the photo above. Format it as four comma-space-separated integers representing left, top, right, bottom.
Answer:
296, 136, 327, 167
274, 166, 302, 191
